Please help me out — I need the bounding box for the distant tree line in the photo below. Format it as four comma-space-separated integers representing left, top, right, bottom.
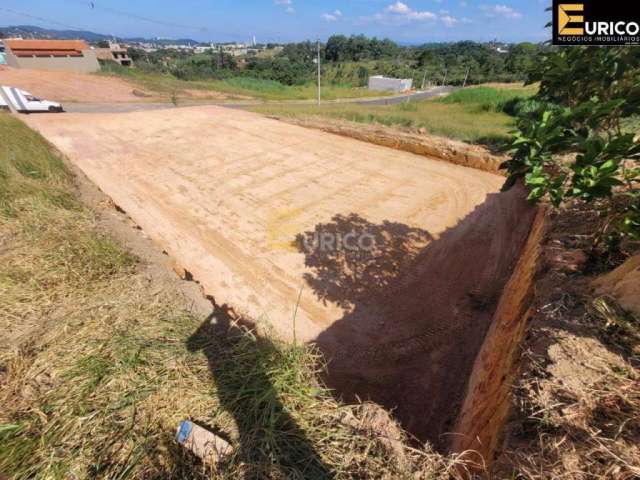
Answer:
126, 35, 547, 87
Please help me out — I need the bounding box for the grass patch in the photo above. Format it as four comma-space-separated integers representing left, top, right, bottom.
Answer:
503, 295, 640, 479
97, 65, 388, 102
250, 98, 517, 144
0, 112, 469, 478
437, 85, 536, 113
249, 84, 537, 146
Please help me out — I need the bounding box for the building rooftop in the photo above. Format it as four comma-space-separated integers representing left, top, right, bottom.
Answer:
5, 39, 90, 57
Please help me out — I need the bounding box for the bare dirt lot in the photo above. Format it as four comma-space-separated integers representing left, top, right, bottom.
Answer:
22, 106, 536, 445
0, 67, 245, 104
0, 66, 153, 102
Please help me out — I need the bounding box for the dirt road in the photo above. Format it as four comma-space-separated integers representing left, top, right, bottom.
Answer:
23, 106, 536, 444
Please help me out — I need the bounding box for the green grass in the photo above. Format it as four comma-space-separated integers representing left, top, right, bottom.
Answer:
97, 65, 389, 102
249, 84, 537, 146
438, 85, 537, 112
0, 114, 76, 217
0, 113, 466, 479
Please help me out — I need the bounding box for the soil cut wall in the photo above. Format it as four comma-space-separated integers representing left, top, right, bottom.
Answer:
451, 206, 547, 468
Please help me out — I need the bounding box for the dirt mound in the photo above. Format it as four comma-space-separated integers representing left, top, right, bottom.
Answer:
0, 67, 152, 102
493, 204, 640, 479
593, 254, 640, 317
272, 115, 507, 174
182, 88, 252, 100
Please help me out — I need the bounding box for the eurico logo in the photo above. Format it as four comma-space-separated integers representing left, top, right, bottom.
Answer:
584, 21, 640, 36
558, 4, 585, 35
553, 0, 640, 45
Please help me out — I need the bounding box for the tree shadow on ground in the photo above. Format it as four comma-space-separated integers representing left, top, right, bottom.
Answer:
294, 212, 434, 311
294, 184, 538, 449
186, 305, 333, 479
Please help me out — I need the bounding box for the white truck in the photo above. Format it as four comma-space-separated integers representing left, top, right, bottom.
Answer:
0, 86, 64, 113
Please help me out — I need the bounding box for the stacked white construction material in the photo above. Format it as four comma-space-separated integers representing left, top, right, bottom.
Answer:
368, 75, 413, 92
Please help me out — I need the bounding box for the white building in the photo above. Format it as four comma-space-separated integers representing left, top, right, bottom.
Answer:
368, 75, 413, 93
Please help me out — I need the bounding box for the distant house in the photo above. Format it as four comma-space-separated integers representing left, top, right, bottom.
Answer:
368, 75, 413, 93
94, 43, 133, 67
4, 39, 100, 73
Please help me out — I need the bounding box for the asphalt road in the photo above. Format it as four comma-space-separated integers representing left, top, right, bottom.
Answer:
61, 86, 457, 114
354, 85, 455, 105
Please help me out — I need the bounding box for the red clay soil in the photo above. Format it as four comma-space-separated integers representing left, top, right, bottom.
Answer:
0, 67, 240, 103
22, 106, 537, 446
452, 206, 546, 464
279, 116, 507, 175
313, 184, 536, 446
0, 67, 154, 102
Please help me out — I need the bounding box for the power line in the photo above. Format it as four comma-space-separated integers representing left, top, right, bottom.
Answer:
73, 0, 208, 33
0, 6, 84, 31
1, 3, 290, 44
62, 0, 255, 40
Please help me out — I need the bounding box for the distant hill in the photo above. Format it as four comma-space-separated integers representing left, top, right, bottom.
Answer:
0, 25, 201, 46
0, 25, 112, 42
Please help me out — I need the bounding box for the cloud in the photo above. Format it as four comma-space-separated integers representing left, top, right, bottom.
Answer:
385, 1, 412, 14
275, 0, 294, 14
321, 9, 343, 22
369, 2, 465, 26
481, 4, 523, 19
441, 15, 458, 27
382, 2, 437, 21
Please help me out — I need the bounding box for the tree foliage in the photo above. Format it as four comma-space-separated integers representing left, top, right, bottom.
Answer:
502, 46, 640, 246
126, 36, 545, 87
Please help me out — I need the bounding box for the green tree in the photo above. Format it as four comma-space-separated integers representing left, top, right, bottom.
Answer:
503, 46, 640, 248
325, 35, 348, 62
505, 42, 538, 78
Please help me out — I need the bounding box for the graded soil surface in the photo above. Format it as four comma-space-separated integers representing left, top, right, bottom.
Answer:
0, 67, 234, 103
22, 106, 536, 444
0, 67, 149, 102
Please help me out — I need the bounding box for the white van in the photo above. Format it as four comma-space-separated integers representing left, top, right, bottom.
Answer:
0, 86, 64, 113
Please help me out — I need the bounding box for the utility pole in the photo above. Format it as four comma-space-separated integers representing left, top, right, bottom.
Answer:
317, 39, 321, 106
462, 66, 470, 88
442, 66, 448, 87
421, 68, 428, 91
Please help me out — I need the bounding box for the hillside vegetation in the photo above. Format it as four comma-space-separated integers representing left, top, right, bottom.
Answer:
127, 38, 544, 87
99, 64, 387, 101
106, 37, 544, 101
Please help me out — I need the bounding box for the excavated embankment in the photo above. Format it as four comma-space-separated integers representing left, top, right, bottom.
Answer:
21, 106, 543, 463
452, 206, 546, 466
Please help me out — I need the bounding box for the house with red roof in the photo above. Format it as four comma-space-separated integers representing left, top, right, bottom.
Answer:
4, 39, 100, 73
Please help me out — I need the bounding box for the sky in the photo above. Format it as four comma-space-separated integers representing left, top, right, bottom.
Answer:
0, 0, 552, 44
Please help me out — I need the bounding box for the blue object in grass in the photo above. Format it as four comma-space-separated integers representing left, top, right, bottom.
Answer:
176, 420, 193, 444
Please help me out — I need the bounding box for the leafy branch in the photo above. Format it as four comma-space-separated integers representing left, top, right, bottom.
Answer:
502, 46, 640, 247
